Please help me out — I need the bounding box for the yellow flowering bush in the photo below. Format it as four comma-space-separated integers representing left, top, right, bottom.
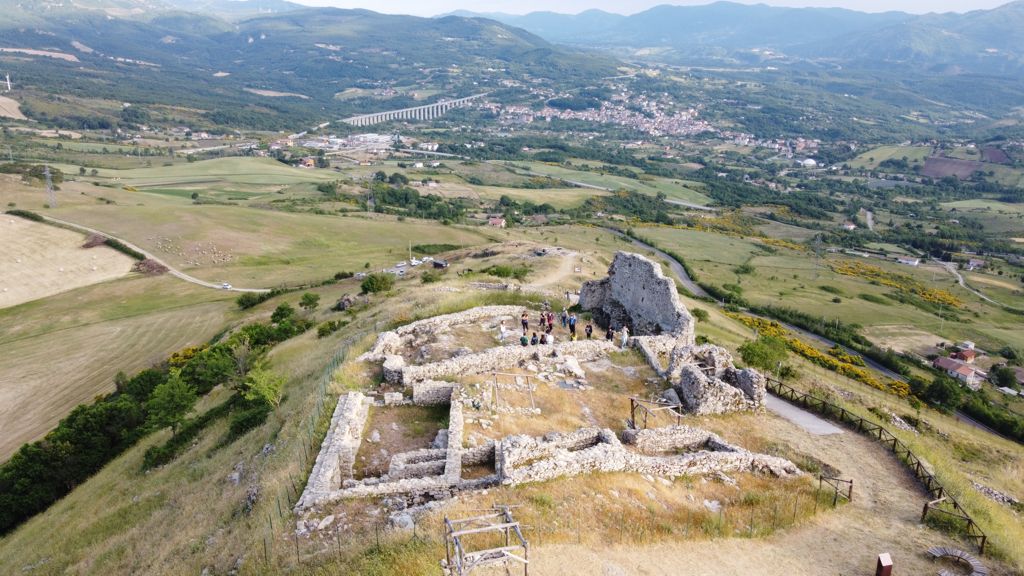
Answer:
830, 260, 961, 308
730, 313, 909, 397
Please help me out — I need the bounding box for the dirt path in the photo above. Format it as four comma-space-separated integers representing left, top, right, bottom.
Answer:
933, 258, 1011, 309
525, 413, 1009, 575
41, 215, 269, 293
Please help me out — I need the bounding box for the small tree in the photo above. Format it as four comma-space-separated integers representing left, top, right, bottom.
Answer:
271, 303, 295, 324
926, 376, 963, 408
242, 366, 286, 408
361, 272, 395, 294
78, 166, 86, 176
738, 335, 788, 372
146, 372, 197, 436
691, 308, 709, 322
299, 292, 320, 313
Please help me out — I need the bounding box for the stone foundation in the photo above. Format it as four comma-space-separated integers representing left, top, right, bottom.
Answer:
360, 305, 524, 362
499, 426, 799, 486
296, 392, 371, 509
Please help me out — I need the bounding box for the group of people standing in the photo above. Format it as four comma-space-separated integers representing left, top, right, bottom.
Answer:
496, 307, 629, 348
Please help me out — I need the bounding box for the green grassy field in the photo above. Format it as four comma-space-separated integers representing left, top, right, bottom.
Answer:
636, 225, 1024, 351
849, 145, 932, 170
504, 161, 711, 205
940, 199, 1024, 236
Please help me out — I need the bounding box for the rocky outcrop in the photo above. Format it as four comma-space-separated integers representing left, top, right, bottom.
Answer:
580, 252, 695, 344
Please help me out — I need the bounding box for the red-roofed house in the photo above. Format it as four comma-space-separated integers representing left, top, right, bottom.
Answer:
933, 357, 982, 389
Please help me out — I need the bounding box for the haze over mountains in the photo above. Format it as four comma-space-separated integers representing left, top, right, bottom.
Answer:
0, 0, 1022, 131
452, 1, 1024, 75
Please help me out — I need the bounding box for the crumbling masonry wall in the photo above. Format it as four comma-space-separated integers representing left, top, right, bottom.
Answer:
296, 392, 371, 509
498, 426, 800, 486
385, 340, 618, 385
580, 252, 695, 343
360, 305, 524, 362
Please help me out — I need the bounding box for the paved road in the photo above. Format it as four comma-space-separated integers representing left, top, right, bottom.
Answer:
932, 258, 1011, 308
765, 396, 844, 435
42, 215, 270, 293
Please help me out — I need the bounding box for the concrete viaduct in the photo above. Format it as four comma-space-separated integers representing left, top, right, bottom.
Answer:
342, 93, 489, 127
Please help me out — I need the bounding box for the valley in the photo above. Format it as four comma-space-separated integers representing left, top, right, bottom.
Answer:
0, 1, 1023, 575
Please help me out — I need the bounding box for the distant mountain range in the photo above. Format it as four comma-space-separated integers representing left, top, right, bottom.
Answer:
0, 0, 614, 129
450, 1, 1024, 75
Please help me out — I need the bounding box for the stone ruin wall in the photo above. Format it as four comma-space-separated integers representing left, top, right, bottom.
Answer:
498, 426, 799, 487
664, 345, 766, 415
386, 339, 618, 386
579, 252, 695, 344
360, 305, 525, 362
296, 392, 370, 510
621, 424, 737, 455
412, 380, 457, 406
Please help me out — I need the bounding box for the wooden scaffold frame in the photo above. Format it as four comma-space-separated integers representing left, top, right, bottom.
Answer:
443, 505, 529, 576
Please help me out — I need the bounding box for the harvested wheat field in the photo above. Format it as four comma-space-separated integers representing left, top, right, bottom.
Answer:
0, 95, 26, 120
0, 275, 234, 459
0, 217, 136, 309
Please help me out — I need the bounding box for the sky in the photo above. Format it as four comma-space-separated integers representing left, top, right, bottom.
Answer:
298, 0, 1013, 17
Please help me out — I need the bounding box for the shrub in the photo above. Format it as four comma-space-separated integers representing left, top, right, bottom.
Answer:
103, 238, 145, 260
858, 293, 890, 305
317, 319, 347, 338
361, 272, 395, 294
236, 289, 285, 309
5, 209, 43, 222
691, 308, 709, 322
228, 402, 272, 438
421, 270, 444, 284
413, 243, 459, 255
738, 336, 789, 371
483, 264, 530, 281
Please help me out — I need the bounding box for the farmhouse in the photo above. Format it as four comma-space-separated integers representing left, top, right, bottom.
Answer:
897, 256, 920, 266
487, 216, 507, 228
933, 357, 983, 390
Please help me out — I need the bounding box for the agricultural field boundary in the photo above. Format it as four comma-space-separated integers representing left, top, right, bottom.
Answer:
36, 214, 270, 294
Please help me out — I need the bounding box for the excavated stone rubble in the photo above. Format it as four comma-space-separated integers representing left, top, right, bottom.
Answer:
297, 253, 785, 514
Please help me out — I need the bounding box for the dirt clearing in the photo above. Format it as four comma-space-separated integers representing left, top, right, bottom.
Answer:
244, 88, 310, 99
0, 95, 26, 120
862, 324, 945, 355
0, 217, 136, 309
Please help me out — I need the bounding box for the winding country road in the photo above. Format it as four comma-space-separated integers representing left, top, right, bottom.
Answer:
42, 215, 270, 293
932, 258, 1011, 308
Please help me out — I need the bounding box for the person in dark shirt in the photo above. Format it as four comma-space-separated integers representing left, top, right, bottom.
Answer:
605, 326, 614, 341
530, 333, 539, 346
585, 323, 593, 339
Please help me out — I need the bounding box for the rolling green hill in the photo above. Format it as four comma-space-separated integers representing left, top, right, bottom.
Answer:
0, 1, 616, 130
